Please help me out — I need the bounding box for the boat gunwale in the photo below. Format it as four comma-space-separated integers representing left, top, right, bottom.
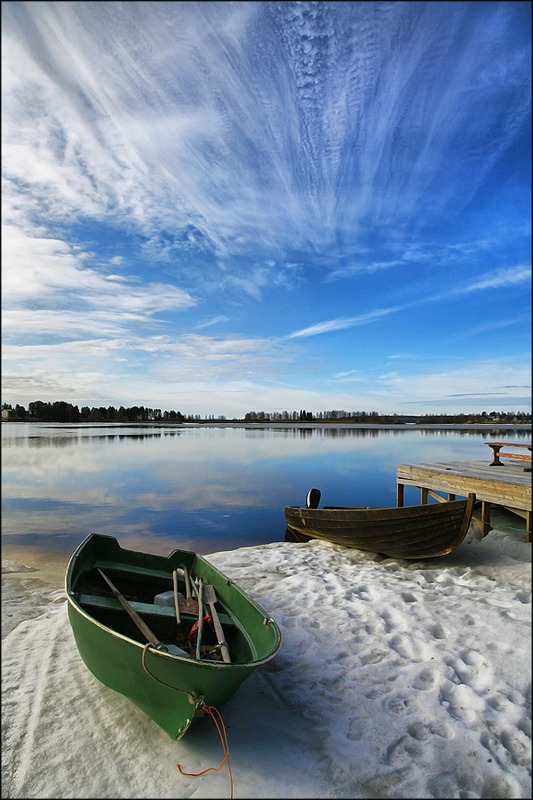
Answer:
285, 495, 472, 515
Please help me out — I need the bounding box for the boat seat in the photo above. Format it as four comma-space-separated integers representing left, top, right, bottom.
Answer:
77, 592, 234, 627
92, 561, 176, 580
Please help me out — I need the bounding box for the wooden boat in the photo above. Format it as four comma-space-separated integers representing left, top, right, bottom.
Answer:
284, 489, 476, 559
66, 533, 281, 739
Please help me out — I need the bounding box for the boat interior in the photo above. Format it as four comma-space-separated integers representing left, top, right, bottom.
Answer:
73, 562, 253, 663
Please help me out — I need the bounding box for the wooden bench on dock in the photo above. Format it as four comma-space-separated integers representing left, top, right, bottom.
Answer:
486, 442, 531, 470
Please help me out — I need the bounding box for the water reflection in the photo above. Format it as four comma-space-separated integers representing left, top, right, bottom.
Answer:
2, 426, 187, 448
1, 423, 530, 563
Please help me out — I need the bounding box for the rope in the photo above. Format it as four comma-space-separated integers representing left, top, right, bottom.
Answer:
140, 644, 200, 701
140, 646, 234, 796
176, 705, 234, 799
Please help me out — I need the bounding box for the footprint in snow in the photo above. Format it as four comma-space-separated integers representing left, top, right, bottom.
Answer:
412, 666, 440, 691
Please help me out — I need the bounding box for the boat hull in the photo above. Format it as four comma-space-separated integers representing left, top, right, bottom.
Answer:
66, 533, 281, 739
284, 494, 475, 559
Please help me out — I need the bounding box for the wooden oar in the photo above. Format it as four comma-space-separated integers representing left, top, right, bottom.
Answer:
96, 569, 190, 658
97, 568, 160, 647
177, 565, 199, 616
172, 569, 181, 624
183, 565, 193, 606
188, 571, 199, 600
203, 584, 231, 663
195, 578, 204, 659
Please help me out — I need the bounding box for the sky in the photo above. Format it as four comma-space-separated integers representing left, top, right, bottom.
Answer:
1, 0, 531, 418
2, 511, 531, 798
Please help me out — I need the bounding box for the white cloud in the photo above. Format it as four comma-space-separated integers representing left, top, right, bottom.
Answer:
1, 225, 196, 321
288, 307, 403, 339
4, 1, 528, 268
377, 362, 531, 407
454, 265, 531, 294
2, 310, 133, 339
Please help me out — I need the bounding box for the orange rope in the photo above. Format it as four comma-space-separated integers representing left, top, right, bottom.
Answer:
176, 705, 234, 799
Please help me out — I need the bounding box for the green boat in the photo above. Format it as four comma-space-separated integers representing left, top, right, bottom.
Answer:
66, 533, 281, 739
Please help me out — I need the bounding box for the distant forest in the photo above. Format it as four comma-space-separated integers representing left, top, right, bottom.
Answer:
1, 401, 531, 425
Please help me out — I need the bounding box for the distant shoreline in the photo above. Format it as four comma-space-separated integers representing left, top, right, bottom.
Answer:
2, 420, 531, 431
169, 422, 532, 430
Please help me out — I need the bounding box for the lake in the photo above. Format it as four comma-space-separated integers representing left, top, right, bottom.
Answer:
1, 422, 530, 572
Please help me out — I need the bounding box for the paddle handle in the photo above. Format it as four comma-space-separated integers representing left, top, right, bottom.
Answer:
172, 569, 181, 624
183, 565, 198, 606
97, 568, 159, 646
208, 602, 231, 663
183, 565, 191, 601
195, 579, 204, 659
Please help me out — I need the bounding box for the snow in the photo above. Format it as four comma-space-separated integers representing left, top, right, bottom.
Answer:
2, 513, 531, 799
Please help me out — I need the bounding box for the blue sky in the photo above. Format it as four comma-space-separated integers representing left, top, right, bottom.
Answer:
2, 0, 531, 417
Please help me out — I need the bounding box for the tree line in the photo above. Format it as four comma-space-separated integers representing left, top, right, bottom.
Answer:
243, 409, 530, 423
2, 401, 186, 423
1, 401, 531, 425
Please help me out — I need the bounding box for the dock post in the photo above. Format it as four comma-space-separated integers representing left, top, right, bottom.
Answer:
396, 482, 404, 508
481, 501, 492, 537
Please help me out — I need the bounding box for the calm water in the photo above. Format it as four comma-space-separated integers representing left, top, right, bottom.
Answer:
2, 422, 530, 565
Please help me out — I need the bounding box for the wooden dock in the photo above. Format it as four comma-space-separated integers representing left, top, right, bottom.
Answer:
396, 460, 531, 541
